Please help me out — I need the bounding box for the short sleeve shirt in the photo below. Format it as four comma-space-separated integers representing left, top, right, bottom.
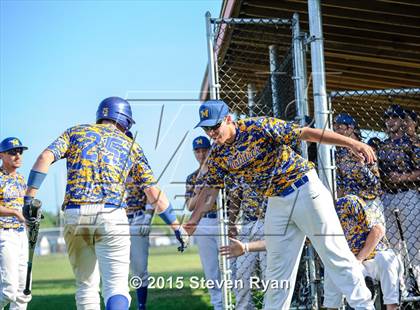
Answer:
203, 117, 314, 197
0, 168, 26, 229
335, 195, 387, 260
125, 176, 148, 214
47, 123, 157, 207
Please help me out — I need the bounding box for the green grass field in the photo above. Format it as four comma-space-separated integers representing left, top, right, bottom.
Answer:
29, 246, 213, 310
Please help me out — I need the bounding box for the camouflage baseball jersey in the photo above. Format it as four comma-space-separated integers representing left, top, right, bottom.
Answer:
125, 176, 148, 214
203, 117, 314, 197
48, 123, 156, 207
225, 175, 267, 221
0, 167, 26, 229
335, 195, 387, 260
185, 169, 218, 212
378, 136, 420, 193
335, 147, 382, 200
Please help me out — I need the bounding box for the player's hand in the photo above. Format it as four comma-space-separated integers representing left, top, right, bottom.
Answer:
139, 214, 152, 236
23, 197, 42, 225
14, 210, 26, 223
349, 141, 376, 164
174, 226, 189, 252
219, 238, 245, 259
183, 220, 198, 236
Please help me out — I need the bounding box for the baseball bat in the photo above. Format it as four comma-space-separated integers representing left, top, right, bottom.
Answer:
23, 199, 42, 296
393, 208, 420, 295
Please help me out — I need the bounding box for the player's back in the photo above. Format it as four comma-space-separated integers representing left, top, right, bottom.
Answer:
48, 123, 142, 206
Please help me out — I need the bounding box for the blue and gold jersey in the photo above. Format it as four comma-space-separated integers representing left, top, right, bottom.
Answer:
224, 175, 267, 220
0, 168, 26, 229
336, 147, 382, 200
125, 176, 147, 214
185, 169, 218, 212
203, 117, 314, 197
47, 123, 157, 207
335, 195, 387, 260
378, 136, 420, 193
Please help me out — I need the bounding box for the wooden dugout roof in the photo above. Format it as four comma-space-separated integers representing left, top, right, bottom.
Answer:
200, 0, 420, 126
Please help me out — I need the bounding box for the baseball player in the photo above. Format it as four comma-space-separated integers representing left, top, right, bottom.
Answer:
219, 195, 401, 310
327, 195, 401, 310
333, 113, 384, 221
22, 97, 189, 310
225, 175, 267, 310
378, 104, 420, 288
125, 173, 153, 310
185, 136, 222, 310
185, 99, 376, 309
0, 137, 31, 310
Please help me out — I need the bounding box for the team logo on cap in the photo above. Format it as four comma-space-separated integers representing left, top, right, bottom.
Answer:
196, 139, 203, 144
200, 109, 209, 119
103, 107, 109, 117
11, 139, 20, 147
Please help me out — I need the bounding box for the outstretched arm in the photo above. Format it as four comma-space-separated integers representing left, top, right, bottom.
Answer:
26, 150, 55, 197
219, 238, 266, 259
300, 127, 376, 164
183, 187, 219, 235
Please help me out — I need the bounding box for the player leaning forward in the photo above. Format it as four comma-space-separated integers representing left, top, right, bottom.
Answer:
185, 100, 377, 310
0, 138, 30, 309
22, 97, 188, 310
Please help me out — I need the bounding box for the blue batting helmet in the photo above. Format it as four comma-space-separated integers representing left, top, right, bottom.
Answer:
192, 136, 211, 150
96, 97, 135, 131
0, 137, 28, 153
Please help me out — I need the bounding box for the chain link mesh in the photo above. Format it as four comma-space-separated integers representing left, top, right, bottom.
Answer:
330, 88, 420, 309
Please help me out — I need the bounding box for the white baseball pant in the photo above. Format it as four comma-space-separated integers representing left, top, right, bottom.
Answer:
0, 228, 31, 310
264, 169, 374, 310
324, 249, 401, 307
64, 204, 131, 310
235, 219, 266, 310
195, 216, 223, 310
129, 213, 149, 287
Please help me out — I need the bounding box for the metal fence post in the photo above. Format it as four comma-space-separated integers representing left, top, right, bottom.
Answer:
247, 83, 257, 117
292, 13, 308, 159
269, 45, 281, 118
206, 12, 233, 309
308, 0, 334, 191
205, 11, 219, 100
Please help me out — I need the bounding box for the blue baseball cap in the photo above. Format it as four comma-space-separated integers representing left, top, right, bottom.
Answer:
384, 104, 406, 119
195, 100, 229, 128
0, 137, 28, 153
192, 136, 211, 150
335, 113, 357, 127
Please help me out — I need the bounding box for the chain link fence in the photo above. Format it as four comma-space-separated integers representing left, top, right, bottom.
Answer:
329, 88, 420, 309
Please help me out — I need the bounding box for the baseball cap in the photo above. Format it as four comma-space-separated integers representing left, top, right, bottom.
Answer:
384, 104, 406, 118
192, 136, 211, 150
334, 113, 357, 127
0, 137, 28, 153
195, 100, 229, 128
